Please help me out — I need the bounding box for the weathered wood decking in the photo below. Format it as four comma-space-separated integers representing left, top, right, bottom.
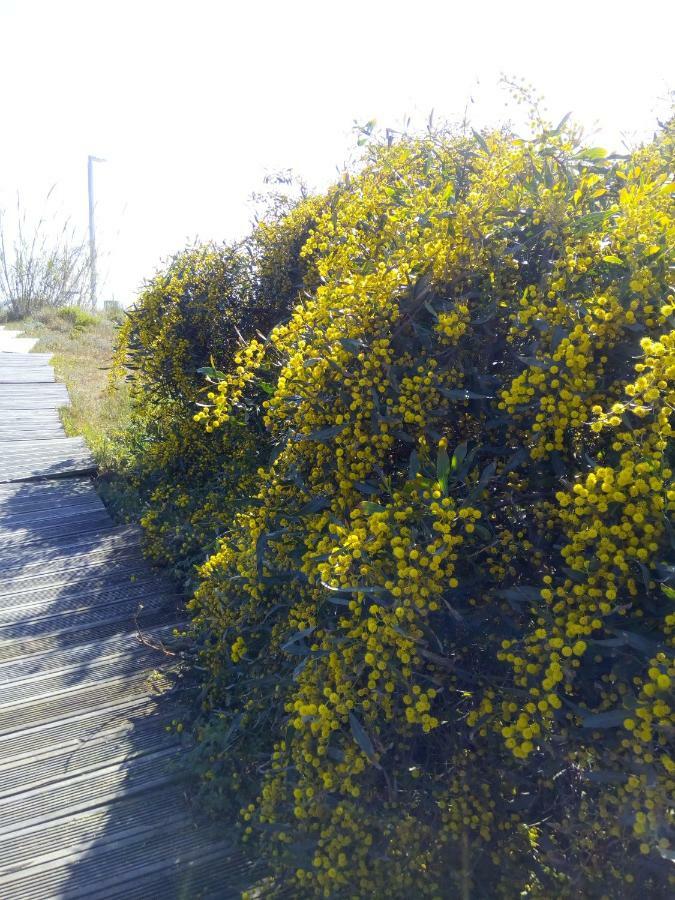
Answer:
0, 329, 258, 898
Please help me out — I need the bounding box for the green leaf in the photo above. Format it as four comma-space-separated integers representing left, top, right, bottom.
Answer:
517, 354, 553, 370
471, 307, 496, 325
349, 712, 377, 763
477, 460, 497, 488
592, 630, 658, 656
573, 210, 609, 233
497, 586, 542, 604
439, 388, 493, 401
292, 658, 308, 679
550, 325, 568, 351
582, 769, 627, 784
291, 425, 346, 442
256, 528, 287, 577
661, 584, 675, 600
321, 581, 390, 599
551, 111, 571, 134
581, 709, 626, 729
339, 338, 366, 354
424, 299, 438, 320
562, 566, 586, 583
299, 496, 330, 515
472, 129, 490, 154
451, 442, 468, 472
326, 595, 350, 606
504, 448, 529, 471
197, 365, 227, 380
257, 380, 275, 395
360, 501, 385, 515
577, 147, 608, 161
550, 451, 566, 478
468, 461, 497, 502
282, 626, 316, 655
354, 480, 379, 495
602, 255, 623, 265
437, 445, 450, 492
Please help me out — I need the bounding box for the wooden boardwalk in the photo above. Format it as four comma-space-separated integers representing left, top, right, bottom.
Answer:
0, 329, 259, 898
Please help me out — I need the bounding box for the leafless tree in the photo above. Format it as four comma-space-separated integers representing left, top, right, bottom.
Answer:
0, 190, 92, 318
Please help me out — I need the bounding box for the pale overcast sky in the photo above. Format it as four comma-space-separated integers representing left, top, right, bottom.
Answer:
0, 0, 673, 305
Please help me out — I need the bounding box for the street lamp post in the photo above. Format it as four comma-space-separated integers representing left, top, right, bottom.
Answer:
87, 155, 105, 309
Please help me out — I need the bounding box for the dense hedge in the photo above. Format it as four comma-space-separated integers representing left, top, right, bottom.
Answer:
118, 116, 674, 897
114, 201, 322, 576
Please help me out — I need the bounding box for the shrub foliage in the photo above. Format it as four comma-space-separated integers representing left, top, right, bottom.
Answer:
118, 116, 674, 897
114, 214, 321, 575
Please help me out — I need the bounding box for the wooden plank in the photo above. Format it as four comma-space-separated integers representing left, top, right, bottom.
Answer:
81, 845, 265, 900
0, 512, 114, 550
0, 436, 89, 457
0, 373, 56, 384
0, 432, 67, 442
0, 527, 140, 573
0, 601, 179, 662
0, 500, 106, 524
0, 412, 63, 423
0, 506, 108, 534
0, 437, 96, 483
0, 693, 169, 764
0, 412, 63, 422
0, 458, 97, 484
0, 625, 178, 700
0, 384, 70, 409
0, 560, 153, 602
0, 669, 175, 738
0, 795, 254, 900
0, 578, 171, 618
0, 707, 181, 799
0, 553, 148, 598
0, 352, 53, 363
0, 497, 106, 528
0, 693, 165, 765
0, 782, 194, 874
7, 834, 256, 900
0, 424, 65, 434
0, 746, 182, 835
0, 384, 65, 391
0, 416, 64, 425
0, 450, 93, 467
0, 363, 53, 370
0, 538, 143, 572
0, 476, 96, 501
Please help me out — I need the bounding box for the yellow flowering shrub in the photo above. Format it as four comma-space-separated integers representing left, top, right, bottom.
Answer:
127, 115, 674, 896
114, 203, 322, 575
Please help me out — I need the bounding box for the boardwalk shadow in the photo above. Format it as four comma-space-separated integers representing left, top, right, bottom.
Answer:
0, 476, 264, 899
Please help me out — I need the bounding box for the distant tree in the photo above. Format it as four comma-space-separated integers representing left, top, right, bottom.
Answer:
0, 191, 91, 318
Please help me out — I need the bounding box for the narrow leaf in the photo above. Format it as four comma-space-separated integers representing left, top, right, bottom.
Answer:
349, 712, 377, 763
581, 709, 626, 729
450, 442, 468, 472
